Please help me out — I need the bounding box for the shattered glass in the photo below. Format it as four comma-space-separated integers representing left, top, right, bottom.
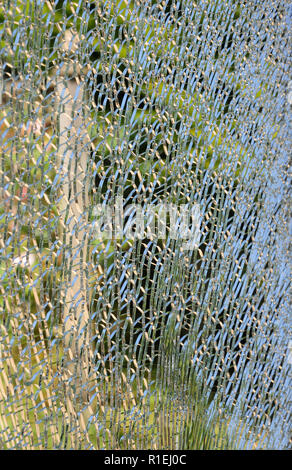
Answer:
0, 0, 291, 449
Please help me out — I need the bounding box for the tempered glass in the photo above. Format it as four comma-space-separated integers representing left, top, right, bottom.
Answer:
0, 0, 290, 449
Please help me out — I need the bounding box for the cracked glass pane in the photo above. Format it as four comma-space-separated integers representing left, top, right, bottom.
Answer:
0, 0, 290, 449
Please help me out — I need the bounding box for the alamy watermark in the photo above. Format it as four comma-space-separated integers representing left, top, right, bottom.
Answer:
91, 197, 201, 250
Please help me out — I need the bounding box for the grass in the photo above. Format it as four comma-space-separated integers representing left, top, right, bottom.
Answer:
0, 328, 234, 449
